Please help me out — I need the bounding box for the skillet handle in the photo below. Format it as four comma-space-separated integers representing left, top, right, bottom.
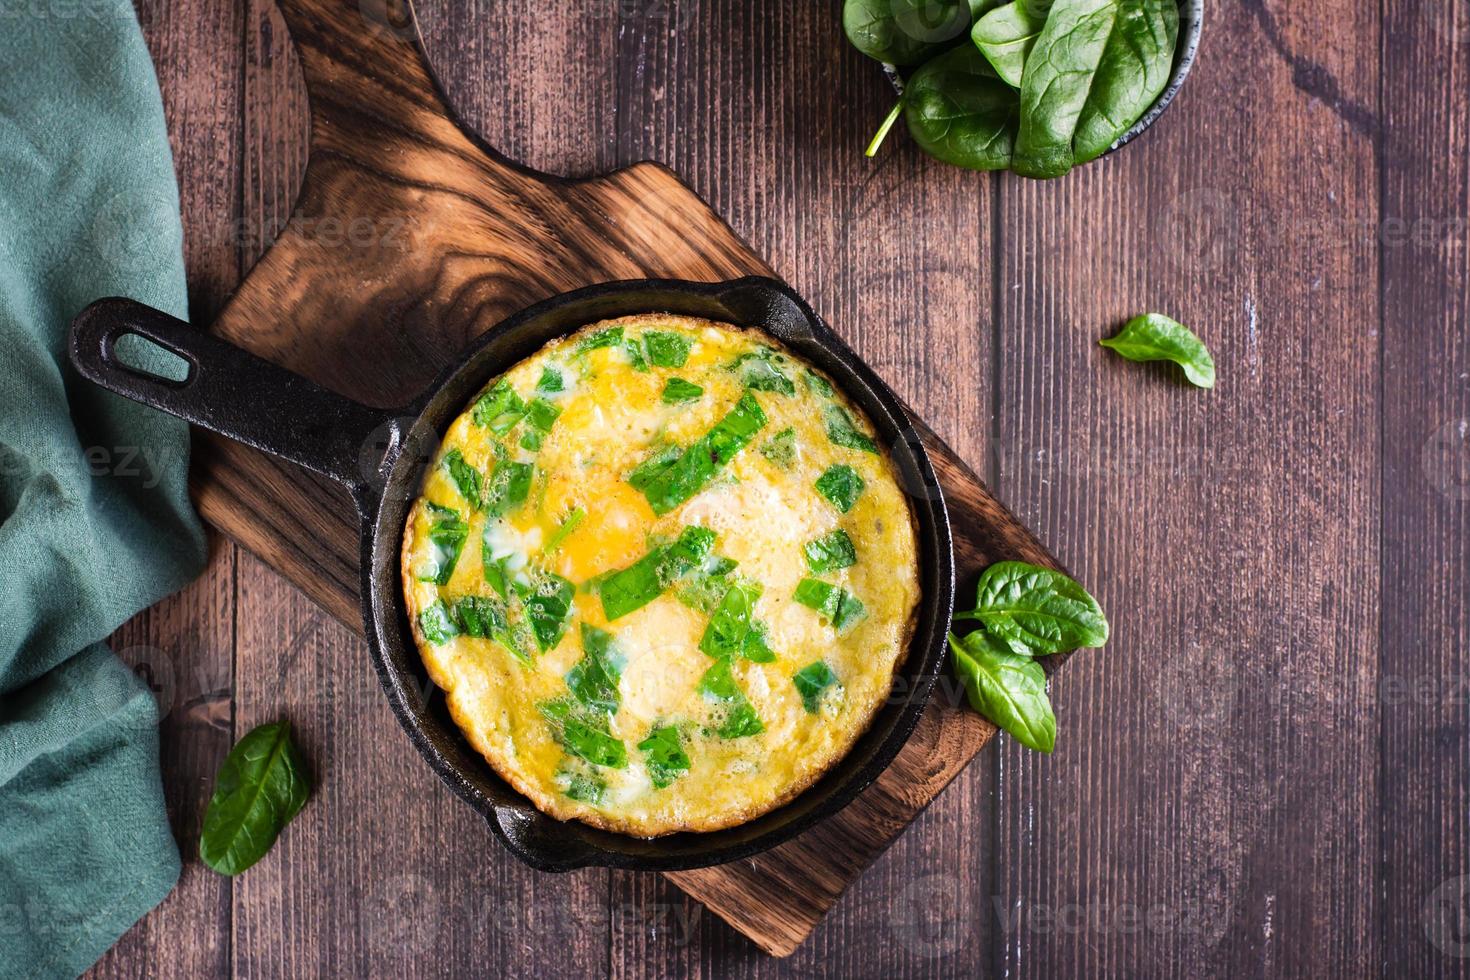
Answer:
69, 298, 401, 502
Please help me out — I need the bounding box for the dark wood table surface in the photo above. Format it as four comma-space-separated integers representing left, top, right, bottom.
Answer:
89, 0, 1468, 976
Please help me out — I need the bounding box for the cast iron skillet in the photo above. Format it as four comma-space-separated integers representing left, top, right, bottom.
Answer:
68, 277, 955, 872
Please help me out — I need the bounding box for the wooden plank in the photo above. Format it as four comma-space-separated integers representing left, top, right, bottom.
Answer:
990, 0, 1382, 976
1380, 3, 1470, 975
87, 0, 244, 975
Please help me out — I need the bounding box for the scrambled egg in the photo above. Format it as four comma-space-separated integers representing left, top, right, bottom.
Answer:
401, 314, 920, 836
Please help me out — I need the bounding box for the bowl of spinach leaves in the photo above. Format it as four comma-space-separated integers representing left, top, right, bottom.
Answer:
847, 0, 1203, 178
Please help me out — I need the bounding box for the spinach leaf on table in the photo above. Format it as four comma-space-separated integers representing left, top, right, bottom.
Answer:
948, 631, 1056, 752
873, 44, 1020, 171
199, 720, 311, 875
955, 560, 1109, 653
1013, 0, 1179, 178
844, 0, 998, 66
970, 0, 1051, 88
1100, 313, 1216, 388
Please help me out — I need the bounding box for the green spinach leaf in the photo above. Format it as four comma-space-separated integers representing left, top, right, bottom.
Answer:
760, 427, 798, 470
803, 529, 858, 574
417, 503, 468, 585
638, 725, 691, 788
1100, 313, 1215, 388
632, 392, 768, 515
971, 0, 1050, 87
662, 377, 705, 404
794, 578, 867, 632
699, 579, 762, 659
792, 661, 842, 713
600, 526, 716, 620
536, 366, 565, 393
697, 658, 765, 738
472, 379, 528, 434
815, 464, 866, 513
577, 326, 625, 353
484, 461, 533, 517
539, 698, 627, 768
567, 623, 626, 714
949, 630, 1055, 751
515, 571, 575, 651
1013, 0, 1178, 177
643, 330, 692, 368
905, 44, 1019, 170
843, 0, 991, 66
199, 721, 311, 875
823, 403, 879, 454
730, 349, 796, 395
441, 450, 483, 509
418, 599, 460, 645
956, 560, 1107, 653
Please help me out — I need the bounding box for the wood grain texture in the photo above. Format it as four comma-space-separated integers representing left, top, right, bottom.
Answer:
990, 0, 1384, 976
1380, 2, 1470, 976
88, 0, 1470, 976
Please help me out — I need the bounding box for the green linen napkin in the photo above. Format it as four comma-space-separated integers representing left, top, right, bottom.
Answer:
0, 2, 208, 977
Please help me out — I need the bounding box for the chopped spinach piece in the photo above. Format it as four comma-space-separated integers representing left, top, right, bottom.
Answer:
441, 450, 483, 509
643, 330, 692, 368
456, 592, 531, 663
638, 725, 691, 788
697, 658, 765, 739
566, 623, 626, 714
539, 698, 627, 768
418, 600, 460, 645
626, 443, 683, 492
742, 621, 778, 664
536, 366, 565, 393
484, 461, 533, 517
792, 661, 841, 713
599, 550, 666, 621
472, 379, 528, 434
760, 427, 797, 470
418, 503, 468, 585
804, 529, 858, 574
661, 526, 717, 582
526, 397, 563, 431
452, 595, 507, 638
794, 578, 867, 632
560, 764, 606, 804
674, 555, 740, 613
625, 337, 650, 371
577, 326, 625, 353
804, 370, 834, 397
515, 571, 575, 651
729, 349, 796, 395
662, 377, 704, 404
544, 507, 586, 554
699, 579, 762, 659
634, 392, 768, 515
599, 525, 716, 621
815, 464, 866, 513
823, 403, 879, 454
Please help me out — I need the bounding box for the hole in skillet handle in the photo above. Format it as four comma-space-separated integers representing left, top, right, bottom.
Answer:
366, 277, 955, 873
882, 0, 1203, 160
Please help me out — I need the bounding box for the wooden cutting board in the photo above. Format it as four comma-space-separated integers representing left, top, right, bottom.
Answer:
190, 0, 1066, 956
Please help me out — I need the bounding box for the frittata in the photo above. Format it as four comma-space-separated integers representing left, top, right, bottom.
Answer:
401, 314, 920, 836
